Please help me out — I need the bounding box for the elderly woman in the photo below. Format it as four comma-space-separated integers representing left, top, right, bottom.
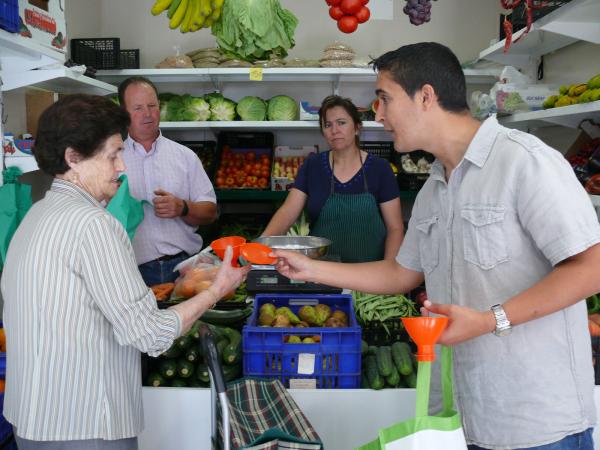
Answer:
0, 94, 249, 450
262, 95, 404, 262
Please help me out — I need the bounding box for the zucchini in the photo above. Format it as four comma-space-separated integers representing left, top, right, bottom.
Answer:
147, 372, 166, 387
222, 327, 242, 366
216, 338, 229, 359
223, 363, 242, 382
385, 365, 401, 388
196, 363, 210, 383
177, 360, 195, 378
404, 371, 417, 389
201, 307, 252, 326
159, 359, 177, 379
365, 355, 384, 390
161, 343, 181, 359
361, 340, 369, 356
175, 335, 193, 351
185, 347, 200, 363
376, 346, 393, 377
367, 345, 378, 356
187, 321, 202, 340
170, 378, 188, 387
391, 342, 413, 376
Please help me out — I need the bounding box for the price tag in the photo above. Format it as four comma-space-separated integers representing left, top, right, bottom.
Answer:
290, 378, 317, 389
297, 353, 315, 375
249, 67, 263, 81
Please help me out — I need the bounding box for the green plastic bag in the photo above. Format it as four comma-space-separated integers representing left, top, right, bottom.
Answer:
0, 168, 32, 271
106, 174, 147, 241
356, 346, 467, 450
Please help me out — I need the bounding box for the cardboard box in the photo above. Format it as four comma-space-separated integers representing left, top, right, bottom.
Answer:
18, 0, 67, 54
495, 84, 557, 114
271, 146, 317, 191
3, 133, 37, 173
299, 101, 320, 121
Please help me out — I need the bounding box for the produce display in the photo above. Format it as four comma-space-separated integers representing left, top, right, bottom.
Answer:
542, 74, 600, 109
566, 137, 600, 193
215, 147, 271, 189
352, 291, 419, 331
361, 340, 418, 389
272, 155, 306, 181
257, 302, 349, 328
144, 322, 243, 387
324, 0, 371, 34
150, 0, 224, 32
211, 0, 298, 62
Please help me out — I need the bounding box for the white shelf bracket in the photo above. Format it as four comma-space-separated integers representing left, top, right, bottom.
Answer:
209, 75, 221, 93
332, 75, 340, 96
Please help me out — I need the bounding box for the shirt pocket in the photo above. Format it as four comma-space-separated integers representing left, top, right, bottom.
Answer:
461, 206, 509, 270
416, 215, 439, 274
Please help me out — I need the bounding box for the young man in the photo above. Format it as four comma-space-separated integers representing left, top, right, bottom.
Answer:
118, 77, 218, 286
274, 42, 600, 449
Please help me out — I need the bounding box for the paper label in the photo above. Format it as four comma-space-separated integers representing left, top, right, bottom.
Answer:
290, 378, 317, 389
297, 353, 315, 375
249, 68, 263, 81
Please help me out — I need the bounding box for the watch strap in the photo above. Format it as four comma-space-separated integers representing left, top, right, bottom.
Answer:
180, 200, 189, 217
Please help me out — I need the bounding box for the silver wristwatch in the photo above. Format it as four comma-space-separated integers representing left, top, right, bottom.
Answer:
491, 304, 512, 337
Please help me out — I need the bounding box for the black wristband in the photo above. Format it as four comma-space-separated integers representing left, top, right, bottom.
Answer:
180, 200, 189, 217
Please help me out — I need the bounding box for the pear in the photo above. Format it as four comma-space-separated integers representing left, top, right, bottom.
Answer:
298, 306, 317, 326
275, 306, 301, 325
273, 314, 291, 328
314, 304, 332, 326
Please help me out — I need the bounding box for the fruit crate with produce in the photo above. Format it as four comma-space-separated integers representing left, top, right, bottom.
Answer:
177, 140, 217, 181
243, 293, 362, 389
214, 132, 273, 190
396, 150, 435, 191
271, 146, 317, 191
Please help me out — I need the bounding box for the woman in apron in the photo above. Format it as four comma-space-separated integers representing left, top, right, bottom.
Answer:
262, 95, 404, 263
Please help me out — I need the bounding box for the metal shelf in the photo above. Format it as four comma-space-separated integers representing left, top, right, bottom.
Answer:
499, 100, 600, 129
479, 0, 600, 71
161, 120, 385, 131
0, 28, 65, 73
1, 67, 117, 94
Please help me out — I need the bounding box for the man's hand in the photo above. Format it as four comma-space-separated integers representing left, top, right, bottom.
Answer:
421, 300, 496, 345
153, 189, 183, 218
274, 249, 316, 282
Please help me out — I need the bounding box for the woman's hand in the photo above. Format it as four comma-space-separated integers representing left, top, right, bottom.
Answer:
209, 246, 251, 301
274, 249, 315, 282
421, 300, 496, 346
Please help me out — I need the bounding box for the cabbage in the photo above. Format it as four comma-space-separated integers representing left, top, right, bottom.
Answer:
160, 95, 184, 121
178, 95, 211, 121
267, 95, 299, 121
236, 96, 267, 121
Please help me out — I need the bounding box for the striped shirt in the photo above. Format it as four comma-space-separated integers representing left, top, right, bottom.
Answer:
123, 134, 216, 265
0, 179, 182, 441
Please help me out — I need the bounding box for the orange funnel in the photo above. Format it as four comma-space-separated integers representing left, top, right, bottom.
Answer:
210, 236, 246, 267
402, 317, 448, 362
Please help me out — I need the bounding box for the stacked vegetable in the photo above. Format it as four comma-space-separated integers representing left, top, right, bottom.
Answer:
145, 322, 243, 387
352, 291, 419, 337
361, 340, 418, 389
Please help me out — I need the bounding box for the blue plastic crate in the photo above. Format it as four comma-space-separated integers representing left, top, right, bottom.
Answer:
243, 293, 361, 389
0, 0, 19, 33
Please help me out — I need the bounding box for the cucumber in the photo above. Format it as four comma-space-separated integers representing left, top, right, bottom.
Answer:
187, 321, 202, 340
222, 327, 242, 366
376, 346, 393, 377
159, 359, 177, 379
201, 307, 252, 326
223, 363, 242, 382
161, 343, 181, 359
175, 335, 193, 351
367, 345, 378, 356
170, 378, 188, 387
404, 371, 417, 389
177, 360, 195, 378
196, 363, 210, 383
385, 365, 401, 388
391, 342, 413, 376
216, 338, 229, 359
147, 372, 166, 387
361, 340, 369, 356
185, 347, 200, 363
365, 355, 384, 390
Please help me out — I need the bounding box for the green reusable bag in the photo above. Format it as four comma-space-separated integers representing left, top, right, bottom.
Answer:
106, 174, 147, 241
0, 168, 32, 271
356, 346, 467, 450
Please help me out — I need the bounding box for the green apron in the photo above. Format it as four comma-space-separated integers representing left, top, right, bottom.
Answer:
311, 153, 387, 263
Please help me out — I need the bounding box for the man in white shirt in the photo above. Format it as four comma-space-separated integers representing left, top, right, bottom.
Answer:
274, 42, 600, 449
118, 77, 217, 286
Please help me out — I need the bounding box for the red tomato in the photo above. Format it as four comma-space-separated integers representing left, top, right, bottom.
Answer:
216, 176, 225, 186
340, 0, 362, 15
361, 0, 369, 4
355, 6, 370, 23
243, 163, 253, 173
261, 169, 270, 179
329, 6, 344, 20
337, 15, 358, 33
326, 0, 342, 5
216, 169, 225, 178
245, 151, 255, 161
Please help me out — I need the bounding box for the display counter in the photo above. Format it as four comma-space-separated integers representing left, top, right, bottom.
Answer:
139, 386, 600, 449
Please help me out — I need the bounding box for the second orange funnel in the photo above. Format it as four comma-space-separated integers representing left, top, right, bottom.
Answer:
402, 317, 448, 362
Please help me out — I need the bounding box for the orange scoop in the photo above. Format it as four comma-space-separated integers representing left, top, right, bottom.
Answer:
402, 317, 448, 362
210, 236, 246, 267
240, 242, 277, 265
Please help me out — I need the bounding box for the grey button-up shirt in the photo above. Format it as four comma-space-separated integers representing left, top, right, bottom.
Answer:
1, 180, 181, 441
398, 116, 600, 449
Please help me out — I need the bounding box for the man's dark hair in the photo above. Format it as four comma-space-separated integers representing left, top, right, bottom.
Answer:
33, 94, 130, 176
371, 42, 469, 113
318, 95, 363, 146
118, 76, 159, 108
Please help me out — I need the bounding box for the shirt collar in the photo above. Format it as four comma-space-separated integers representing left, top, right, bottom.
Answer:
125, 131, 163, 156
51, 178, 102, 208
462, 115, 499, 168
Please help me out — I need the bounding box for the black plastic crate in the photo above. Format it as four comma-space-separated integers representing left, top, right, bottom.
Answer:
360, 319, 411, 347
396, 150, 434, 192
593, 336, 600, 385
361, 141, 395, 162
119, 49, 140, 69
71, 37, 120, 70
177, 140, 217, 180
0, 0, 18, 33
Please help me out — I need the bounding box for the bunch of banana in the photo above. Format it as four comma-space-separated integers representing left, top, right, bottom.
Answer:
150, 0, 224, 33
543, 74, 600, 109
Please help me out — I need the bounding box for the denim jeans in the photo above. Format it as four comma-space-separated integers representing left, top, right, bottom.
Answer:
468, 428, 594, 450
14, 430, 137, 450
138, 253, 189, 286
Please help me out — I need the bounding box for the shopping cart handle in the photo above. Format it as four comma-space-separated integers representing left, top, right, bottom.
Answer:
199, 323, 227, 395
